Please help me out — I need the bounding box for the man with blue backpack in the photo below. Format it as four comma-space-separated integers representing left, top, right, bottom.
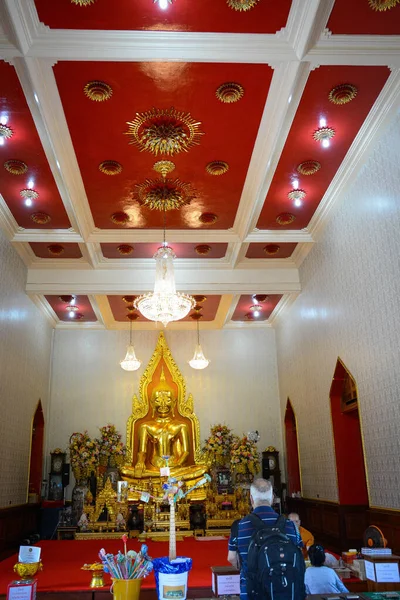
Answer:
228, 478, 306, 600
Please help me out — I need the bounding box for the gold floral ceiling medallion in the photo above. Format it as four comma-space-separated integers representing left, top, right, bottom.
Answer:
153, 160, 175, 178
276, 212, 295, 226
31, 212, 51, 225
47, 244, 65, 256
0, 124, 13, 140
195, 244, 211, 255
110, 211, 130, 225
226, 0, 260, 11
117, 244, 134, 255
123, 296, 136, 304
206, 161, 229, 176
368, 0, 400, 10
199, 212, 218, 224
20, 189, 39, 201
329, 84, 358, 105
4, 159, 28, 175
288, 189, 306, 202
99, 160, 122, 175
84, 81, 113, 102
297, 160, 321, 176
264, 244, 280, 256
71, 0, 96, 6
126, 108, 203, 156
313, 127, 335, 144
193, 294, 207, 303
216, 82, 244, 104
135, 178, 196, 211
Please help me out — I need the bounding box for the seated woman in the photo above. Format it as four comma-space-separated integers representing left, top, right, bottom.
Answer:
305, 544, 349, 596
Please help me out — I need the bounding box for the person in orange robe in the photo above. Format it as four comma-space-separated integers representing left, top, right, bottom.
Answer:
288, 513, 314, 555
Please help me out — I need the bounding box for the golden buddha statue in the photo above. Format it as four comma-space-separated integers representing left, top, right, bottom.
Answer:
120, 333, 209, 495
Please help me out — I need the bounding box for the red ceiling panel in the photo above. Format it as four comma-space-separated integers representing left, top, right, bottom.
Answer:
327, 0, 400, 35
34, 0, 291, 34
54, 61, 273, 230
246, 242, 297, 259
30, 242, 82, 258
108, 294, 221, 322
257, 65, 390, 230
231, 294, 282, 321
101, 242, 228, 259
0, 62, 71, 229
45, 295, 97, 321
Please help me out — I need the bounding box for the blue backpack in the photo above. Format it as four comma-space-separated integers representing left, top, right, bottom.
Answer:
245, 513, 306, 600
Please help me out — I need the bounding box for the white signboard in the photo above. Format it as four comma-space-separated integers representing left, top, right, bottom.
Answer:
215, 574, 241, 596
365, 560, 376, 581
375, 562, 400, 583
18, 546, 41, 564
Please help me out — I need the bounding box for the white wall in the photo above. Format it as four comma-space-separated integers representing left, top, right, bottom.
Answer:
0, 230, 53, 508
275, 112, 400, 509
47, 327, 282, 496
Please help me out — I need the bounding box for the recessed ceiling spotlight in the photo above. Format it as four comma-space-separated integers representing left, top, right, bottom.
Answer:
250, 304, 262, 317
319, 117, 326, 128
294, 198, 302, 207
34, 93, 39, 104
154, 0, 173, 9
292, 178, 299, 190
0, 115, 9, 125
25, 198, 33, 207
27, 179, 35, 189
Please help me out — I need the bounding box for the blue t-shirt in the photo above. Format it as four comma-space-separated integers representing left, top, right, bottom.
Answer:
228, 506, 301, 600
305, 566, 349, 595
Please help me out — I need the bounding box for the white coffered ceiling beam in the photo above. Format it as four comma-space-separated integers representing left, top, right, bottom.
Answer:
25, 266, 301, 295
12, 56, 95, 240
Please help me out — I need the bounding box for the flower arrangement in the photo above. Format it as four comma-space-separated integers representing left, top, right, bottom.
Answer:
99, 535, 153, 580
230, 434, 260, 475
203, 424, 236, 466
97, 424, 126, 465
69, 431, 99, 480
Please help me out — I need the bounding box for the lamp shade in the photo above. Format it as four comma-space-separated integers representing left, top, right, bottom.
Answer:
120, 344, 142, 371
188, 343, 210, 370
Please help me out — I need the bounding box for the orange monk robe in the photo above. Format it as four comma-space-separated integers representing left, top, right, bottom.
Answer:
300, 525, 314, 549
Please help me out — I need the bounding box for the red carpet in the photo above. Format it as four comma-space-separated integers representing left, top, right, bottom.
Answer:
0, 538, 230, 594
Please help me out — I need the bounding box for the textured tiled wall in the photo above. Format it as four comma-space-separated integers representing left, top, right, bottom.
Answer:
0, 230, 53, 508
275, 113, 400, 509
47, 327, 282, 498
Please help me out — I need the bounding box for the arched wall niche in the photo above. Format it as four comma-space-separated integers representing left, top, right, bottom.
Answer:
28, 399, 45, 501
284, 398, 301, 497
330, 358, 369, 506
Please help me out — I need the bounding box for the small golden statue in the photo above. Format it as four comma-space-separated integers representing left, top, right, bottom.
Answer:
120, 333, 209, 498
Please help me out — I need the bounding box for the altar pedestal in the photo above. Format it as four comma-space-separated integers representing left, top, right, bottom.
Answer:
363, 553, 400, 592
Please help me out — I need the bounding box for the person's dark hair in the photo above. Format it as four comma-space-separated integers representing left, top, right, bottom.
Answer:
308, 544, 326, 567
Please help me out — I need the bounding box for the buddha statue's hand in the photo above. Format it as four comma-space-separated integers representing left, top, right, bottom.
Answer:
134, 459, 146, 477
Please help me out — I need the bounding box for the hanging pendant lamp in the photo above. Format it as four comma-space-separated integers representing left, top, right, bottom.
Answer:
188, 319, 210, 370
120, 319, 142, 371
134, 208, 195, 327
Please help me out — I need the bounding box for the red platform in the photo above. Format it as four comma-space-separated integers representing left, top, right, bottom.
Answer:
0, 538, 229, 596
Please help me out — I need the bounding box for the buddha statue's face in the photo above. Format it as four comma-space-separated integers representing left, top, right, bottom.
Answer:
152, 389, 175, 417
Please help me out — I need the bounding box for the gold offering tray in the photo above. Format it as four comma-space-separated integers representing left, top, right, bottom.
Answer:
138, 530, 194, 542
153, 519, 190, 531
207, 518, 236, 528
76, 532, 126, 540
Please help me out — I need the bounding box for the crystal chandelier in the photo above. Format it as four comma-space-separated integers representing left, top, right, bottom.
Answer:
134, 208, 195, 326
120, 319, 142, 371
188, 319, 210, 370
